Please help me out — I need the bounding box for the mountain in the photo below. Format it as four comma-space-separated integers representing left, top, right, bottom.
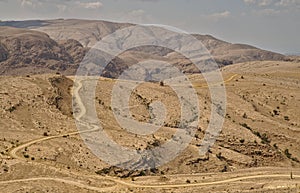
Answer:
0, 19, 287, 76
0, 26, 87, 75
192, 34, 285, 64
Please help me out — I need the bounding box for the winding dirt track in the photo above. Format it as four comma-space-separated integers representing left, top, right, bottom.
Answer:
0, 177, 113, 192
3, 73, 300, 192
1, 174, 299, 189
9, 129, 99, 160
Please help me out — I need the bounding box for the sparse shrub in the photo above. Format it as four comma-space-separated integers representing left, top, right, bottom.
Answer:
43, 132, 48, 136
216, 152, 222, 159
283, 149, 300, 162
139, 170, 146, 176
254, 131, 261, 138
273, 110, 279, 116
261, 133, 270, 144
96, 168, 110, 175
7, 106, 16, 113
159, 81, 164, 86
151, 139, 160, 147
284, 149, 292, 159
221, 165, 228, 172
240, 139, 245, 143
240, 123, 251, 130
284, 116, 290, 121
3, 167, 8, 172
150, 168, 158, 174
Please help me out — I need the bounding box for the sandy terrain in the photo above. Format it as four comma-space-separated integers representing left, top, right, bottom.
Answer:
0, 60, 300, 192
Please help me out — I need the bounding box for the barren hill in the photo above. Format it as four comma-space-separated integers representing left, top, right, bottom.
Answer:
192, 34, 285, 64
0, 61, 299, 192
30, 19, 284, 63
32, 19, 287, 64
0, 19, 287, 76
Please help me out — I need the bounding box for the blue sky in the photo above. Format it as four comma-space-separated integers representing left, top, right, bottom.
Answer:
0, 0, 299, 54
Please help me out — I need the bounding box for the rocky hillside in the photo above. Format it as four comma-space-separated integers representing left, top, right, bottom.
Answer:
32, 19, 286, 64
0, 19, 288, 76
0, 27, 87, 75
192, 34, 285, 64
0, 61, 299, 180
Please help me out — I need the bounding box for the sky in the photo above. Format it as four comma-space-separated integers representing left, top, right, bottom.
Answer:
0, 0, 299, 54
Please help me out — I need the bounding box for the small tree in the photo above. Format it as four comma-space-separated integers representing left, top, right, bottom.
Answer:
159, 81, 164, 87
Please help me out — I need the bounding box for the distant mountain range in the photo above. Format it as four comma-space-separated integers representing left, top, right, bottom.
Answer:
0, 19, 289, 76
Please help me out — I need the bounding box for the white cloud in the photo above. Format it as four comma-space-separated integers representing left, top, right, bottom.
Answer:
259, 0, 273, 6
20, 0, 103, 11
76, 1, 103, 9
57, 4, 67, 12
244, 0, 300, 7
243, 0, 300, 14
205, 11, 231, 22
254, 8, 281, 15
129, 9, 145, 16
120, 9, 154, 24
21, 0, 42, 8
244, 0, 273, 6
244, 0, 255, 3
275, 0, 300, 7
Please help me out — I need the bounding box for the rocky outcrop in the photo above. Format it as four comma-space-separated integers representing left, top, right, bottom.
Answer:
48, 75, 73, 117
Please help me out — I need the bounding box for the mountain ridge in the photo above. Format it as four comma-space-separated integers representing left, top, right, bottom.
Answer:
0, 19, 288, 76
